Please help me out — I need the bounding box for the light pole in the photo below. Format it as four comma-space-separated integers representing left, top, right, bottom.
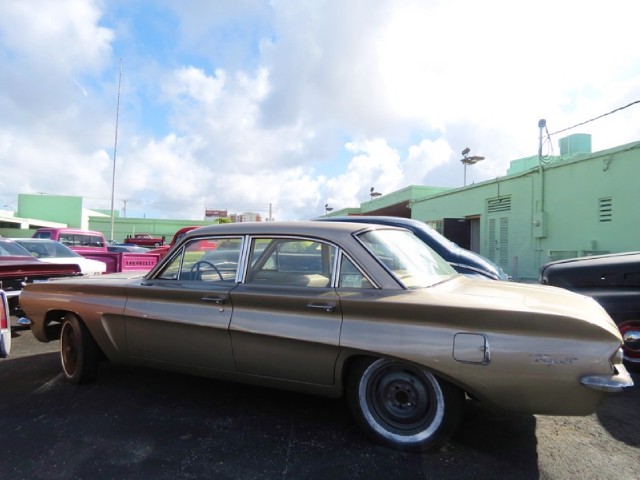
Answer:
460, 148, 485, 186
109, 58, 123, 242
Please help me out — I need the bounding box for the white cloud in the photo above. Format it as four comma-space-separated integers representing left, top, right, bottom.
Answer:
1, 0, 639, 220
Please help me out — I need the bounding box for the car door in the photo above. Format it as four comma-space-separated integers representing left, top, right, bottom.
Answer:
229, 236, 342, 385
123, 236, 243, 371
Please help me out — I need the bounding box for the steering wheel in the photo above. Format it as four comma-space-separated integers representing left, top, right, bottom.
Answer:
190, 260, 224, 281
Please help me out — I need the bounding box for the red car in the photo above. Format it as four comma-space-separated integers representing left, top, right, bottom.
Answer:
0, 237, 82, 319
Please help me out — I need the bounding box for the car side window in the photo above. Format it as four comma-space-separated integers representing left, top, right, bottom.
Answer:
338, 256, 374, 289
59, 233, 75, 247
245, 238, 334, 288
157, 237, 242, 283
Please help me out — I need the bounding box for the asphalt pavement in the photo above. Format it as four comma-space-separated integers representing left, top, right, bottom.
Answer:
1, 328, 639, 480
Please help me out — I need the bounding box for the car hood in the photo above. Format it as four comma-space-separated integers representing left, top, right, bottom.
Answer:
38, 257, 107, 275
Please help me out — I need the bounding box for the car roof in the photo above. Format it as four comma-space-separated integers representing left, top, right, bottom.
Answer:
13, 238, 56, 242
317, 215, 434, 229
184, 220, 391, 239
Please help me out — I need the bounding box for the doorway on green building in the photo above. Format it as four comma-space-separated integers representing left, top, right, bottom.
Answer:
442, 216, 481, 253
467, 216, 480, 253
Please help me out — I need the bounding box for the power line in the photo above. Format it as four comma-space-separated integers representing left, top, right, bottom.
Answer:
549, 100, 640, 136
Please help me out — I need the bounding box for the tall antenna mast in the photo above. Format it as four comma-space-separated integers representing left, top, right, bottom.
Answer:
109, 58, 123, 242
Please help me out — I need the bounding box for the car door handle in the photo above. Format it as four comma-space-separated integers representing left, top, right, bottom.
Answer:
201, 295, 227, 305
306, 302, 336, 313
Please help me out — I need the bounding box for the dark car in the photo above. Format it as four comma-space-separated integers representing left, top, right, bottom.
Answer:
540, 251, 640, 370
318, 216, 508, 280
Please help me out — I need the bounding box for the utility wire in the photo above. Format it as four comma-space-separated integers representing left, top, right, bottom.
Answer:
549, 100, 640, 136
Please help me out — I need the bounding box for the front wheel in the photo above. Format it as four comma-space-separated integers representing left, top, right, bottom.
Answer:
347, 358, 463, 452
60, 314, 100, 384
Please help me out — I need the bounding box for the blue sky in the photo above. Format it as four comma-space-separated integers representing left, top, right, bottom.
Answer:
1, 0, 639, 220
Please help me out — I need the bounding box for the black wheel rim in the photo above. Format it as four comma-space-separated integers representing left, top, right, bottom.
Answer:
366, 364, 437, 434
61, 323, 77, 375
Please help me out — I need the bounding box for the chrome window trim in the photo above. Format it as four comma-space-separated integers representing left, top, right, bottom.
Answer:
241, 234, 339, 286
153, 235, 246, 283
336, 250, 380, 289
352, 228, 409, 290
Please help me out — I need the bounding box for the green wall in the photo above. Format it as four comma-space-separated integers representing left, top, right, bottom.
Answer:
89, 216, 213, 244
411, 140, 640, 281
17, 194, 83, 227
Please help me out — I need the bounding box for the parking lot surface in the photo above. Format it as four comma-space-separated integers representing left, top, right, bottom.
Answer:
1, 328, 639, 480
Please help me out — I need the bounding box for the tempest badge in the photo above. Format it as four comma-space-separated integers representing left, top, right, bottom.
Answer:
530, 354, 578, 366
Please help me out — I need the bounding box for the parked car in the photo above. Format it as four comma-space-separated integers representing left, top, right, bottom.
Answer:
317, 216, 509, 280
107, 244, 152, 254
13, 238, 107, 276
146, 226, 200, 259
1, 288, 10, 357
0, 237, 82, 318
32, 228, 160, 273
20, 221, 632, 452
540, 251, 640, 370
124, 233, 165, 247
32, 227, 107, 252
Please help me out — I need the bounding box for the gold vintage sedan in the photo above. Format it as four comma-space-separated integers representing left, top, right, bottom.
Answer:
21, 221, 633, 452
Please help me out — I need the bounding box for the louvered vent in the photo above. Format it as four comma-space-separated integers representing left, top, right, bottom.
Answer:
487, 196, 511, 213
487, 216, 509, 270
499, 218, 509, 267
598, 197, 612, 222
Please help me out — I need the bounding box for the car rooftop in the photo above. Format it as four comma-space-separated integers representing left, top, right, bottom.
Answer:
185, 220, 398, 237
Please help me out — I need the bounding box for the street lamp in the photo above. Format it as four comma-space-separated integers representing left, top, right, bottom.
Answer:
460, 148, 485, 186
369, 187, 382, 199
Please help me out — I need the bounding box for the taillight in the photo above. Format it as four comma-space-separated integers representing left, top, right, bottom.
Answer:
0, 292, 7, 330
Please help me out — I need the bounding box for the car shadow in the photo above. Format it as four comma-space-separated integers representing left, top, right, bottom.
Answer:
10, 325, 31, 336
1, 358, 542, 480
596, 371, 640, 447
452, 398, 540, 477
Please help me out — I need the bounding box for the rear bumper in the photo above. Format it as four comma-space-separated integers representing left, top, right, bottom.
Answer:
580, 364, 634, 393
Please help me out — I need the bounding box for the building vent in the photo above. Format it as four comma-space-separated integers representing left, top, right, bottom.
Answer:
488, 217, 510, 270
598, 197, 613, 222
499, 218, 509, 267
487, 196, 511, 213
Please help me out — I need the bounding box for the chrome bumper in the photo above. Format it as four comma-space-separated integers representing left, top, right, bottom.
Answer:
580, 364, 634, 393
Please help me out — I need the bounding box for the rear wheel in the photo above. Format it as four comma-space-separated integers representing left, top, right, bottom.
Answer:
60, 314, 99, 384
347, 358, 463, 452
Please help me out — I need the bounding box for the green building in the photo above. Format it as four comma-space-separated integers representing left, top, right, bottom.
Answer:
326, 134, 639, 281
0, 194, 212, 242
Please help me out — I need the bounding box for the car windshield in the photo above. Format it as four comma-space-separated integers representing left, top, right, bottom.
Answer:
356, 229, 457, 288
16, 240, 80, 258
0, 240, 31, 256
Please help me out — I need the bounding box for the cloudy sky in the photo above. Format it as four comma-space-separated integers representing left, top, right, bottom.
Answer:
1, 0, 639, 221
